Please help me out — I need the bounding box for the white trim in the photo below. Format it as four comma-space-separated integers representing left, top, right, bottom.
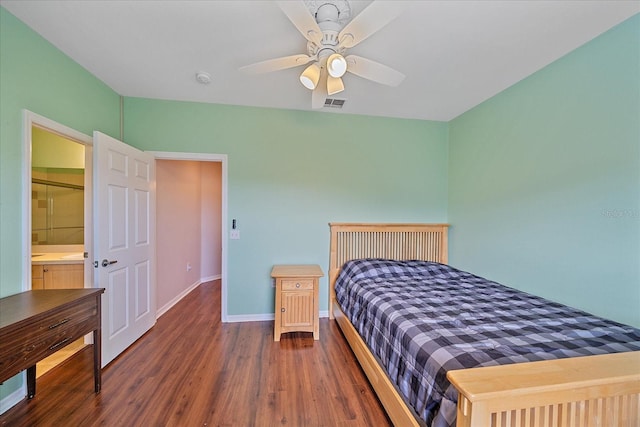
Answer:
226, 310, 330, 324
83, 144, 94, 289
201, 274, 221, 283
156, 279, 202, 318
226, 313, 275, 323
0, 379, 26, 414
149, 151, 229, 323
156, 274, 221, 318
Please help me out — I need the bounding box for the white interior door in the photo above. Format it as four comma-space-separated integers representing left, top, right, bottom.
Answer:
93, 131, 156, 366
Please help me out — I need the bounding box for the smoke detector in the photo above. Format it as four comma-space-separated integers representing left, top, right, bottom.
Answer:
195, 72, 212, 84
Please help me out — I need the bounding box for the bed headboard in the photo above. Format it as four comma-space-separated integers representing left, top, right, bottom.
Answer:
328, 223, 449, 317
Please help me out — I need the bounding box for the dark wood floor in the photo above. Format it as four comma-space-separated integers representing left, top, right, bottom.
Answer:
0, 280, 391, 426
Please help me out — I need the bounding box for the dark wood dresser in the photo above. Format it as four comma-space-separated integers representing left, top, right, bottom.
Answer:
0, 288, 104, 398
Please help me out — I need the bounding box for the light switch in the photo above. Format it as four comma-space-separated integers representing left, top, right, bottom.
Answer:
230, 230, 240, 240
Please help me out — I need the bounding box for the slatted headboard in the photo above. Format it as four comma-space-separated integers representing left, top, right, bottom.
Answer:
328, 223, 449, 318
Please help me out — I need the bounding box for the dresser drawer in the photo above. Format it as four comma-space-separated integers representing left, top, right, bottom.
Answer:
0, 297, 98, 380
281, 279, 314, 291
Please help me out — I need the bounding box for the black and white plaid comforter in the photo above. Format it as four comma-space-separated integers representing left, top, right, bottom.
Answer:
334, 259, 640, 427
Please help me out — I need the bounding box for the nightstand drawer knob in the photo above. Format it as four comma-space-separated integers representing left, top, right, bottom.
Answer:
296, 283, 301, 288
281, 307, 286, 312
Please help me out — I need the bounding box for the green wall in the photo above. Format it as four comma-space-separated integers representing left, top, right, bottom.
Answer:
448, 14, 640, 327
0, 7, 120, 401
123, 99, 449, 315
2, 2, 639, 410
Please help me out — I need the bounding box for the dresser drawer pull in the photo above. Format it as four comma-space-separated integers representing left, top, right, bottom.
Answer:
296, 283, 300, 288
281, 307, 286, 312
48, 318, 71, 329
49, 337, 71, 351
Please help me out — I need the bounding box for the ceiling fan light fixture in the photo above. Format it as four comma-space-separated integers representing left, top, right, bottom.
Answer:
327, 75, 344, 95
300, 63, 320, 90
327, 53, 347, 78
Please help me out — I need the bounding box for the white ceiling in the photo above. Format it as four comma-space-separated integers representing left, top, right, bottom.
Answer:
2, 1, 638, 121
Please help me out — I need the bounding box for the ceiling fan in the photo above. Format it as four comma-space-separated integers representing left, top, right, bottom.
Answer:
240, 0, 405, 109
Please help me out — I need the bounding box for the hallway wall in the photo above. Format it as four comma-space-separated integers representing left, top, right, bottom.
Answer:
201, 162, 222, 281
156, 160, 222, 315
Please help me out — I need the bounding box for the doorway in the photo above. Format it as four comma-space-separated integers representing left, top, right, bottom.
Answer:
23, 111, 93, 377
151, 152, 228, 322
155, 159, 222, 315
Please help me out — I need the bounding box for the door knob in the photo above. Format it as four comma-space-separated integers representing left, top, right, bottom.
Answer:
101, 259, 118, 267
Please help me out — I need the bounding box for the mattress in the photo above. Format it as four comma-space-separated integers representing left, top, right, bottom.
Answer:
334, 259, 640, 427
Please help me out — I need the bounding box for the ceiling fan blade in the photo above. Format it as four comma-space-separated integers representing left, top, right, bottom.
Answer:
338, 2, 404, 49
239, 54, 314, 74
312, 71, 328, 109
277, 1, 323, 46
345, 55, 405, 87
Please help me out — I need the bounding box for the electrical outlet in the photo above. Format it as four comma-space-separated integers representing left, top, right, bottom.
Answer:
186, 262, 192, 272
230, 230, 240, 240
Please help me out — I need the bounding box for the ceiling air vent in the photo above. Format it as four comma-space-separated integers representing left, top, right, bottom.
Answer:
324, 98, 346, 109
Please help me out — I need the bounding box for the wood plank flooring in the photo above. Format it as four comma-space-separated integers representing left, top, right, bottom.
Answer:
0, 280, 391, 426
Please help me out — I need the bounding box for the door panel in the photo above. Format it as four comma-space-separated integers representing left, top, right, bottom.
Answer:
134, 261, 150, 319
134, 189, 149, 245
109, 268, 129, 335
108, 185, 128, 250
94, 131, 155, 366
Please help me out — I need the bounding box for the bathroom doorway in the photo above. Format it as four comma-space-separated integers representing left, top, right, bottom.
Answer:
25, 115, 93, 377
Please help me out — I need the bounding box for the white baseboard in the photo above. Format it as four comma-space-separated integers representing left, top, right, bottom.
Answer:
156, 279, 202, 318
225, 313, 275, 323
200, 274, 221, 283
0, 378, 26, 415
156, 275, 222, 318
155, 274, 328, 323
226, 310, 330, 323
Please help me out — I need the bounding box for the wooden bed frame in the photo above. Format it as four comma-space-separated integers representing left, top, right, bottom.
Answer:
328, 223, 640, 427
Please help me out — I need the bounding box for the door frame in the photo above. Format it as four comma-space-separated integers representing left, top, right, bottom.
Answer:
150, 151, 229, 322
22, 110, 93, 292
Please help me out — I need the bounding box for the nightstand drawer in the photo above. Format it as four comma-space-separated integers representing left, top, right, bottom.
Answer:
281, 279, 314, 291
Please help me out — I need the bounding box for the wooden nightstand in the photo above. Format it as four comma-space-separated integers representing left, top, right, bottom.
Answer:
271, 264, 323, 342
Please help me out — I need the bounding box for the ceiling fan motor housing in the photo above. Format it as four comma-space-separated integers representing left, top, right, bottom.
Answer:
305, 0, 350, 60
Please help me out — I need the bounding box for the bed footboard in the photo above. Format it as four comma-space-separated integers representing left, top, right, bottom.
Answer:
447, 351, 640, 427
